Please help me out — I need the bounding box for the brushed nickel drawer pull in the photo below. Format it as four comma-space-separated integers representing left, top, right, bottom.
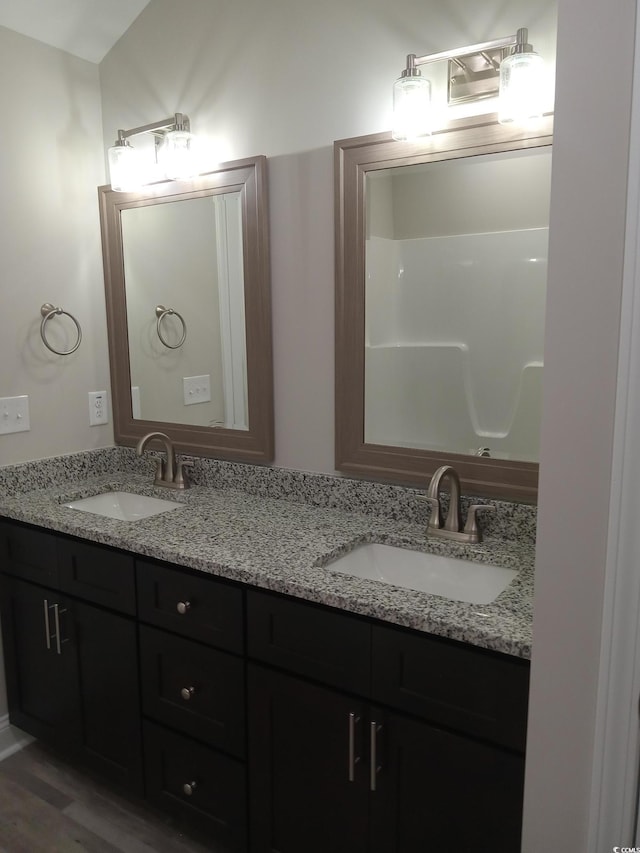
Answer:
43, 599, 52, 650
183, 781, 197, 796
370, 720, 382, 792
176, 600, 191, 615
348, 712, 361, 782
53, 604, 68, 655
180, 686, 195, 701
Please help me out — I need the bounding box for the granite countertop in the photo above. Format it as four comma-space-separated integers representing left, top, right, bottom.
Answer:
0, 472, 535, 659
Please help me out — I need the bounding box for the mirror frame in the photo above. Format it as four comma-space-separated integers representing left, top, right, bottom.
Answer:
335, 114, 553, 501
99, 155, 274, 463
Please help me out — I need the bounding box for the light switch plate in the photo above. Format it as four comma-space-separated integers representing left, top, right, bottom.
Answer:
89, 391, 109, 426
0, 395, 30, 435
183, 374, 211, 406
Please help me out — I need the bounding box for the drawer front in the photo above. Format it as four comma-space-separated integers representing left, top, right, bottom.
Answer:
57, 538, 135, 615
137, 560, 243, 653
143, 720, 247, 852
140, 625, 245, 758
247, 591, 371, 695
0, 521, 59, 587
372, 625, 530, 752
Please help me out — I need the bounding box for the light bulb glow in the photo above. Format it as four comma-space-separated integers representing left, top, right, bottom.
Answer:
392, 75, 432, 141
498, 51, 545, 125
108, 143, 142, 193
159, 129, 199, 181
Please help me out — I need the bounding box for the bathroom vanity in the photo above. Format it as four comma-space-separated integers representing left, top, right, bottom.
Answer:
0, 458, 534, 852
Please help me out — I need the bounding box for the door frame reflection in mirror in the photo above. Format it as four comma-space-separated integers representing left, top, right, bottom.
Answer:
99, 155, 274, 463
335, 114, 553, 501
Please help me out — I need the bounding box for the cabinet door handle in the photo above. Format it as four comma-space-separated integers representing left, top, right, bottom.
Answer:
348, 712, 361, 782
180, 686, 195, 701
183, 781, 197, 796
176, 600, 191, 615
53, 604, 68, 655
370, 720, 382, 792
43, 599, 52, 650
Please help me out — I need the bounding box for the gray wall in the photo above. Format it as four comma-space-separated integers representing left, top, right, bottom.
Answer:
522, 0, 636, 847
0, 26, 112, 466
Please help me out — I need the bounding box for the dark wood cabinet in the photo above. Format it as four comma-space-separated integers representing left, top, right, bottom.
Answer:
368, 708, 524, 852
249, 664, 369, 853
0, 577, 81, 749
0, 519, 529, 853
247, 590, 528, 853
0, 525, 143, 794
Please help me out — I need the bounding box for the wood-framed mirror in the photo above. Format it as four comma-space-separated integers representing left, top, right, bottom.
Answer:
335, 114, 553, 501
99, 155, 273, 463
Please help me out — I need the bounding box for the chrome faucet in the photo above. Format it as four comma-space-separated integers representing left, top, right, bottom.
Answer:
423, 464, 495, 544
136, 431, 190, 490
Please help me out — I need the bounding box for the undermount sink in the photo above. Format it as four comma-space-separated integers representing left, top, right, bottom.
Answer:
326, 543, 518, 605
64, 491, 183, 521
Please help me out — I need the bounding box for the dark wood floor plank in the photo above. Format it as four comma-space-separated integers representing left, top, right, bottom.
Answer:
0, 743, 227, 853
0, 775, 121, 853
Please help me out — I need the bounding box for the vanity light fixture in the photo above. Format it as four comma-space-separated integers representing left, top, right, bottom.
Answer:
107, 112, 198, 192
392, 27, 544, 140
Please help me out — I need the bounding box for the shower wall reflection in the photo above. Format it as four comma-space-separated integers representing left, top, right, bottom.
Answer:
364, 148, 551, 462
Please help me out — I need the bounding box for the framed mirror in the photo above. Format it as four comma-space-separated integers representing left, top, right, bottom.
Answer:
99, 155, 273, 462
335, 115, 553, 500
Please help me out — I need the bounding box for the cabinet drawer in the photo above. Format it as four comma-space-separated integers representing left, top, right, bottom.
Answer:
247, 591, 371, 695
372, 625, 529, 751
143, 720, 247, 852
140, 624, 245, 758
137, 560, 243, 653
57, 538, 135, 615
0, 521, 59, 587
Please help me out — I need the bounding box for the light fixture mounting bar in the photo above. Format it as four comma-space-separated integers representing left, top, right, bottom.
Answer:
411, 33, 520, 68
116, 113, 190, 143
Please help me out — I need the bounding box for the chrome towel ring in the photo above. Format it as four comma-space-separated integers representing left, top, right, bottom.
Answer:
156, 305, 187, 349
40, 303, 82, 355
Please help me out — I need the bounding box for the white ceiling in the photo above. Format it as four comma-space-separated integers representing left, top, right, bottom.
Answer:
0, 0, 151, 63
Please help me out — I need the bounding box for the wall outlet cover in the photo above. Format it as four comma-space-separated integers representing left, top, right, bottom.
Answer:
89, 391, 109, 426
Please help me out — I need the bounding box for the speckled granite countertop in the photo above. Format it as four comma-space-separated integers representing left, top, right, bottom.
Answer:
0, 467, 534, 659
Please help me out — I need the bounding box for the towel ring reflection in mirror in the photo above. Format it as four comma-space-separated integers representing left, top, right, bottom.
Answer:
155, 305, 187, 349
40, 303, 82, 355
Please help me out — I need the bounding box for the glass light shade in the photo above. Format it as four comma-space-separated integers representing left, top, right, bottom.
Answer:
498, 51, 545, 125
159, 129, 199, 181
392, 75, 432, 141
107, 143, 142, 193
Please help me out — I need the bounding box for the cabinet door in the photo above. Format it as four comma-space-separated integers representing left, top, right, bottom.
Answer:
72, 600, 143, 793
369, 708, 524, 853
248, 664, 369, 853
0, 576, 80, 748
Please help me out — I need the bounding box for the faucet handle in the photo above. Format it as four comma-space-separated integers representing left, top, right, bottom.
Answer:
463, 504, 496, 543
417, 495, 441, 529
174, 459, 191, 489
153, 457, 165, 482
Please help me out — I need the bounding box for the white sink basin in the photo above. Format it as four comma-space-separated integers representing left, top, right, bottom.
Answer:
327, 543, 518, 604
64, 491, 183, 521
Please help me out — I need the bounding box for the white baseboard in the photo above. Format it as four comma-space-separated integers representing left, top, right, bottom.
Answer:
0, 714, 33, 762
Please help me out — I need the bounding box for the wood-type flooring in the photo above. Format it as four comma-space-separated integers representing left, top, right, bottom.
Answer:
0, 742, 229, 853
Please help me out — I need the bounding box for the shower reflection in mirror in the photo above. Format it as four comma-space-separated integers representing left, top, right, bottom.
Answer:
364, 147, 551, 463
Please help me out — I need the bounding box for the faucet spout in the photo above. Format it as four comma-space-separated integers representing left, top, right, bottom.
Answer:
136, 431, 188, 489
422, 464, 494, 543
427, 465, 461, 533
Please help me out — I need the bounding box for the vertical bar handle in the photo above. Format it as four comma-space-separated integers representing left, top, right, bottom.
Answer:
348, 712, 361, 782
43, 599, 51, 650
370, 720, 382, 791
53, 604, 67, 655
